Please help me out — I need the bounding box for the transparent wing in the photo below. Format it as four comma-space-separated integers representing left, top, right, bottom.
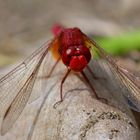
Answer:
83, 34, 140, 112
0, 39, 54, 135
84, 60, 134, 113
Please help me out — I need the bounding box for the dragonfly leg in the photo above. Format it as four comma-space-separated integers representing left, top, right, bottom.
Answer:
81, 71, 108, 103
53, 68, 71, 108
47, 57, 61, 77
39, 57, 60, 79
86, 65, 105, 80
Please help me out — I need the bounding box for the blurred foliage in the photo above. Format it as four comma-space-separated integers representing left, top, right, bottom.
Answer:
95, 30, 140, 55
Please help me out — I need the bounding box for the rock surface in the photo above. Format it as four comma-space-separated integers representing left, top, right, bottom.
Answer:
0, 60, 139, 140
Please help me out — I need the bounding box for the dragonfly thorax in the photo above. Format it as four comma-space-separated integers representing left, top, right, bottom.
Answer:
61, 28, 84, 47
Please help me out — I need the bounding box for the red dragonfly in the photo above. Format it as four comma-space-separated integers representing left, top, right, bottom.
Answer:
0, 24, 140, 136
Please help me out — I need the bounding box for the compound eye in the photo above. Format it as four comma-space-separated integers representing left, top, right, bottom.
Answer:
66, 47, 76, 56
66, 48, 72, 55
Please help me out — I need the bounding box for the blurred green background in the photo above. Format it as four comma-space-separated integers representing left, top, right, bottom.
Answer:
0, 0, 140, 71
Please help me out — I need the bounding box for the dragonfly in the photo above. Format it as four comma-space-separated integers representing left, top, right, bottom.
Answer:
0, 24, 140, 136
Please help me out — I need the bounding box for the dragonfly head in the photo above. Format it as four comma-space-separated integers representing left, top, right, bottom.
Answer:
61, 45, 91, 71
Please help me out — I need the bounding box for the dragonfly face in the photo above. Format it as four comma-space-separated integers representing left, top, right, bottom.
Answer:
61, 45, 91, 71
